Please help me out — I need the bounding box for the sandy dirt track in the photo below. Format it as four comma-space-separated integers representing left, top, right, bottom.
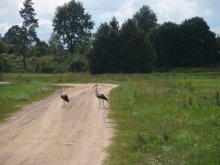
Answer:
0, 82, 12, 84
0, 83, 117, 165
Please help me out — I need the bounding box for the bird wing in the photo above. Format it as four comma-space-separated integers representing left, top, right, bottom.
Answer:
100, 94, 108, 101
61, 95, 69, 102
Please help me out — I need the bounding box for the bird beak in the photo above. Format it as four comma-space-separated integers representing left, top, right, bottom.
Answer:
93, 84, 98, 88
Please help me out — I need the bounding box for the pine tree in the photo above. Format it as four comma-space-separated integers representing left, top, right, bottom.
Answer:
19, 0, 38, 70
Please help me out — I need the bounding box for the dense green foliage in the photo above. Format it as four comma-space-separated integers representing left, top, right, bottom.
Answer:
133, 5, 157, 34
0, 54, 88, 73
2, 25, 24, 55
90, 18, 121, 74
149, 17, 219, 69
90, 18, 156, 74
48, 32, 65, 56
180, 17, 218, 66
53, 0, 94, 53
120, 19, 155, 73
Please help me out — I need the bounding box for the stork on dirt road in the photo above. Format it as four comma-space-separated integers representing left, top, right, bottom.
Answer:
60, 90, 69, 107
93, 84, 108, 109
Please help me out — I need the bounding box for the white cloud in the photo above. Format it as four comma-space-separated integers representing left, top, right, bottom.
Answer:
82, 0, 122, 11
93, 0, 139, 27
113, 0, 137, 23
211, 26, 220, 35
34, 0, 70, 16
37, 18, 53, 41
203, 8, 214, 17
38, 18, 52, 28
0, 23, 12, 34
149, 0, 198, 23
0, 0, 20, 17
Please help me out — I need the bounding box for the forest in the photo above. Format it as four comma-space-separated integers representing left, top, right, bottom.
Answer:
0, 0, 220, 73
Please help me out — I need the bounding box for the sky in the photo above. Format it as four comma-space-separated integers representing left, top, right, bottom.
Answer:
0, 0, 220, 42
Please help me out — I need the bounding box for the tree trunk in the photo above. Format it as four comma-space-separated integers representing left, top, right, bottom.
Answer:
23, 52, 26, 71
23, 39, 27, 71
23, 29, 27, 71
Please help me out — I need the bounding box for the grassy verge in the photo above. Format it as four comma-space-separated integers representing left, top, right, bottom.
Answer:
0, 81, 56, 122
106, 73, 220, 164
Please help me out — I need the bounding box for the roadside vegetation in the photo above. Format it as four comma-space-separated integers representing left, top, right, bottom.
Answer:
0, 73, 220, 164
106, 73, 220, 164
0, 80, 55, 122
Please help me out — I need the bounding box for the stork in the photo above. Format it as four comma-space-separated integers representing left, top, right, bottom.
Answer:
93, 84, 108, 109
60, 90, 69, 107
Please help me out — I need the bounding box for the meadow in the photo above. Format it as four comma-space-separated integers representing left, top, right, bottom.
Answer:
0, 73, 220, 164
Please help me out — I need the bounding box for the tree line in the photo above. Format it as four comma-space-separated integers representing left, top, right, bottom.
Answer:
0, 0, 220, 73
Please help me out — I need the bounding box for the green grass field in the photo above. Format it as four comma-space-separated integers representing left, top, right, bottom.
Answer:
0, 81, 56, 121
0, 73, 220, 164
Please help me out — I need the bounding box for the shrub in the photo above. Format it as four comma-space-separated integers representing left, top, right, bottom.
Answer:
68, 54, 88, 72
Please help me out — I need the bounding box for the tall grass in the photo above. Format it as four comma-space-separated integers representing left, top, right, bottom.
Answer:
106, 73, 220, 165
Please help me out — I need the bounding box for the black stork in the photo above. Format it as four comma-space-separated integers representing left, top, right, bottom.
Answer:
93, 84, 108, 109
60, 90, 69, 107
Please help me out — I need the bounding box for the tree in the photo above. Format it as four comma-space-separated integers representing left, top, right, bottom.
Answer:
90, 18, 156, 74
217, 35, 220, 57
0, 34, 4, 54
133, 5, 157, 34
110, 17, 119, 31
53, 0, 94, 53
28, 40, 49, 56
3, 25, 24, 54
149, 17, 218, 69
90, 17, 121, 73
148, 22, 181, 68
217, 35, 220, 51
108, 17, 121, 72
179, 17, 217, 66
48, 32, 65, 56
0, 42, 5, 54
19, 0, 38, 70
3, 25, 23, 44
90, 23, 111, 74
120, 19, 156, 73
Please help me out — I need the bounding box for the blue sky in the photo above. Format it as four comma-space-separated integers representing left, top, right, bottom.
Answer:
0, 0, 220, 42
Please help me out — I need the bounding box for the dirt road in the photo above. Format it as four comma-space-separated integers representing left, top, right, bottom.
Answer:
0, 83, 117, 165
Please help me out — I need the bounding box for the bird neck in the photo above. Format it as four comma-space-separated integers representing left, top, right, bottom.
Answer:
61, 90, 65, 95
95, 87, 99, 95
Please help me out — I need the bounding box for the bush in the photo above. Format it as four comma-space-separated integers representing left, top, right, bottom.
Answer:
68, 54, 88, 72
0, 42, 6, 54
27, 56, 69, 73
0, 54, 88, 73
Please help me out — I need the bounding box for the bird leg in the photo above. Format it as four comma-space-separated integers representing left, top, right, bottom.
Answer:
99, 99, 101, 109
102, 99, 105, 109
62, 100, 65, 107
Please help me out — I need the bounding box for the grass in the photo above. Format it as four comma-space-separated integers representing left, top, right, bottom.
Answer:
0, 72, 220, 164
105, 73, 220, 165
0, 81, 56, 122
